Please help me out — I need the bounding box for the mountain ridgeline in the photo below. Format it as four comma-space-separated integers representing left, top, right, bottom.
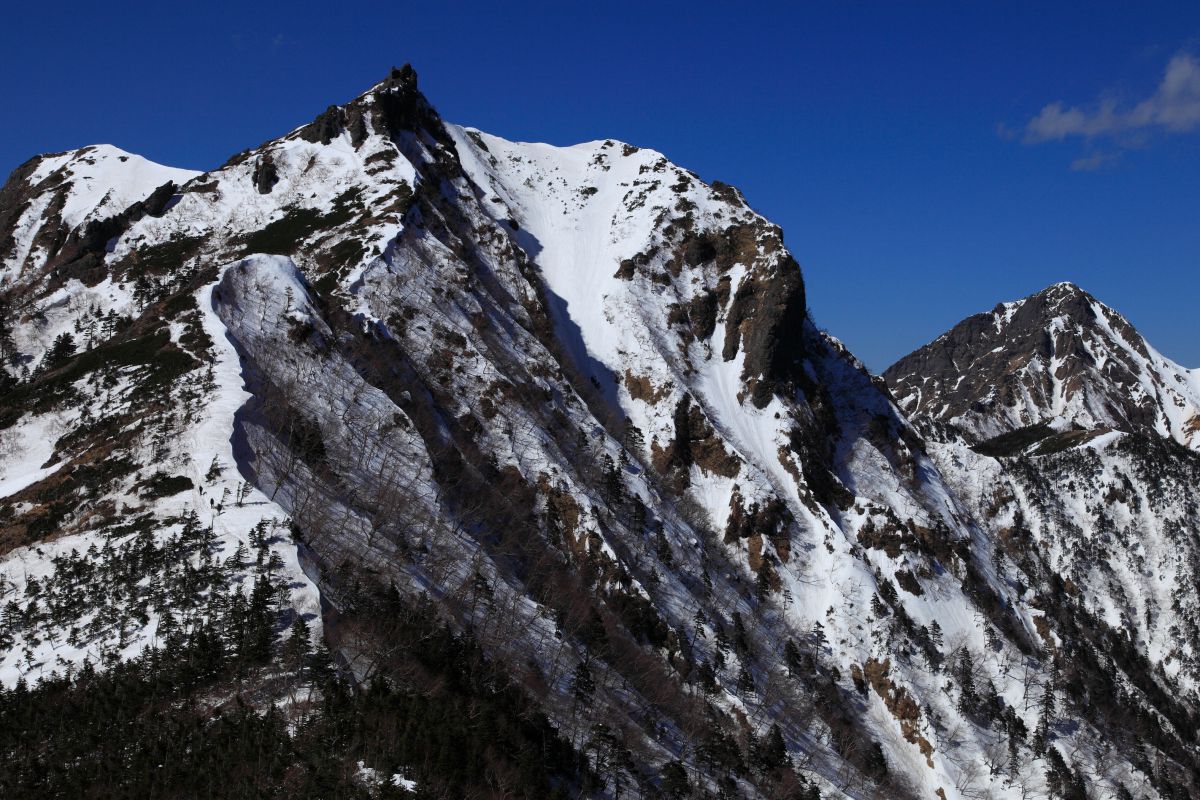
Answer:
0, 67, 1196, 799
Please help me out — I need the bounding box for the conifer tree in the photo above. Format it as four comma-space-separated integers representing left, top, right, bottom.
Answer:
784, 638, 803, 676
754, 723, 788, 772
571, 661, 596, 708
284, 614, 312, 677
41, 332, 76, 372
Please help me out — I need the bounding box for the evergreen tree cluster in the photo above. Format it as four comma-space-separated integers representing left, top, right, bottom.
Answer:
0, 587, 597, 800
0, 513, 284, 681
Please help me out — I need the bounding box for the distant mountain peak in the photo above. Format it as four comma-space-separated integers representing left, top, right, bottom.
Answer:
1028, 279, 1099, 314
1022, 279, 1091, 311
886, 282, 1200, 449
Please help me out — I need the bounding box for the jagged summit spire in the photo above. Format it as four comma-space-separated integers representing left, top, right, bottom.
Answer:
293, 63, 439, 148
379, 63, 418, 92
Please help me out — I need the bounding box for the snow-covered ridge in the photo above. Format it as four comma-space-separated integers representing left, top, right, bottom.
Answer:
2, 144, 199, 285
26, 145, 199, 230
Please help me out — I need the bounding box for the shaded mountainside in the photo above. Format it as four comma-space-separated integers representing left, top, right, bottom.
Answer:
0, 67, 1197, 799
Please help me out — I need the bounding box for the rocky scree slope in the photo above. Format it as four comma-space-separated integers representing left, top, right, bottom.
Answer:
0, 67, 1196, 799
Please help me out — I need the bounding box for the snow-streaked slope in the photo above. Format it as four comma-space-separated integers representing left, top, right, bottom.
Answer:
931, 431, 1200, 695
449, 125, 815, 536
446, 127, 1189, 799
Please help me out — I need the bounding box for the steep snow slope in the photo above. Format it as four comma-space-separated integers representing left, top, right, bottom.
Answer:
932, 432, 1200, 693
886, 282, 1200, 449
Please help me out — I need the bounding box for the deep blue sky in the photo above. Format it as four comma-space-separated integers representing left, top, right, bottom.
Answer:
4, 2, 1199, 370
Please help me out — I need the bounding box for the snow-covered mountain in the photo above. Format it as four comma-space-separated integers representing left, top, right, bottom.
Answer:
0, 67, 1197, 799
885, 282, 1200, 449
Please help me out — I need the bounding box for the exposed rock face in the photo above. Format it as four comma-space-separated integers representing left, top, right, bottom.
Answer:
298, 104, 347, 146
45, 180, 180, 288
1, 70, 1198, 800
296, 64, 447, 153
651, 394, 742, 480
724, 249, 807, 407
0, 156, 45, 266
251, 154, 278, 194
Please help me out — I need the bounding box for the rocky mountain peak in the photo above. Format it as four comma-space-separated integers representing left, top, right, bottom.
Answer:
1009, 281, 1102, 331
292, 63, 443, 149
886, 281, 1200, 449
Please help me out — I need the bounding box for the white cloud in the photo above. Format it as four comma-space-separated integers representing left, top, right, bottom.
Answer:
1024, 53, 1200, 143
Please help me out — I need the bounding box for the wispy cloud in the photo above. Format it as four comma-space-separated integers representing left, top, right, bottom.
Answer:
1024, 53, 1200, 144
1069, 150, 1121, 172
